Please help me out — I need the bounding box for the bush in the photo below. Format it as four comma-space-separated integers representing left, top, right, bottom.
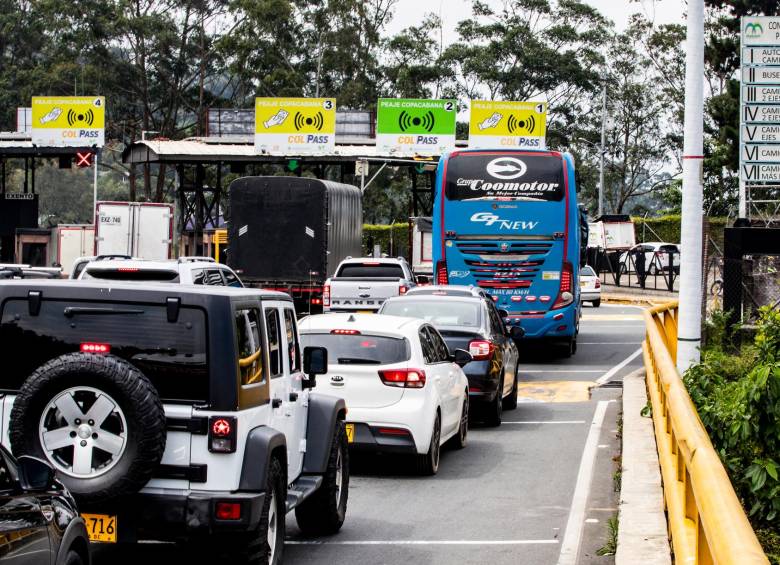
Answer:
684, 307, 780, 528
362, 223, 410, 258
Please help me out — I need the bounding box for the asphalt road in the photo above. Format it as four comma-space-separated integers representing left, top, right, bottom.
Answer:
93, 304, 645, 565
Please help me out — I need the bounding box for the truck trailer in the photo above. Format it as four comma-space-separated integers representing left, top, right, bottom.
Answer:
227, 176, 362, 314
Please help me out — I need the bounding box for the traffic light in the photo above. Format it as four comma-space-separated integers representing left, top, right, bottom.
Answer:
75, 152, 93, 167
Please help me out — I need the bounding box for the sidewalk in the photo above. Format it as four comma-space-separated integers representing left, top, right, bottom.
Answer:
601, 282, 677, 306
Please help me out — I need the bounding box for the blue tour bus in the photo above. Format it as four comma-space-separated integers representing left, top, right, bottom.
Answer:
432, 149, 581, 355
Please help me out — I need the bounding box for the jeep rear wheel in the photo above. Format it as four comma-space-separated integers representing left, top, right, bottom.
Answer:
9, 353, 166, 504
295, 421, 349, 536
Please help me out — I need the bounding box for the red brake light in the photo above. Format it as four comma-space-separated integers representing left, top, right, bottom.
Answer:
331, 329, 361, 335
378, 369, 426, 388
212, 418, 232, 437
594, 279, 601, 289
376, 427, 411, 436
552, 262, 575, 310
311, 297, 323, 305
468, 340, 494, 361
363, 261, 380, 265
215, 502, 242, 520
208, 416, 237, 453
117, 267, 139, 273
399, 284, 408, 295
436, 261, 448, 285
80, 342, 110, 354
323, 284, 330, 307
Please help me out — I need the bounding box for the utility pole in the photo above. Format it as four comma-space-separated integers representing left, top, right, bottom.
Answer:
599, 82, 607, 218
677, 0, 705, 372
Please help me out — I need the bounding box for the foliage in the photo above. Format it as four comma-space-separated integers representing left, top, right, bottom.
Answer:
362, 223, 409, 258
631, 214, 728, 250
684, 307, 780, 527
596, 515, 619, 556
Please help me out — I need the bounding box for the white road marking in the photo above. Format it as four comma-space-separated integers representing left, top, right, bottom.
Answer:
585, 518, 599, 524
502, 420, 586, 424
284, 539, 559, 545
595, 348, 643, 385
557, 400, 609, 565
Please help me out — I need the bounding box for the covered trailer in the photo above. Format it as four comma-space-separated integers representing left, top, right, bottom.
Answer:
94, 201, 173, 259
228, 176, 362, 314
51, 225, 95, 275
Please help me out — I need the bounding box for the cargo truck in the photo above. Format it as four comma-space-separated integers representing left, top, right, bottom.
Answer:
227, 176, 362, 314
94, 201, 173, 259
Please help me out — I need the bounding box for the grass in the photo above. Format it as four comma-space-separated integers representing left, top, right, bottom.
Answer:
596, 515, 619, 556
757, 529, 780, 565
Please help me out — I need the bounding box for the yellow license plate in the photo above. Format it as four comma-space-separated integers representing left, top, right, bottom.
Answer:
357, 310, 374, 314
345, 423, 355, 443
580, 281, 587, 287
82, 513, 117, 543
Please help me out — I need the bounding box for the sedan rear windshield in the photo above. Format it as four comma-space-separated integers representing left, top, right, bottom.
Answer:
0, 299, 208, 402
381, 300, 482, 328
581, 266, 596, 276
336, 264, 405, 278
300, 333, 410, 365
83, 268, 180, 282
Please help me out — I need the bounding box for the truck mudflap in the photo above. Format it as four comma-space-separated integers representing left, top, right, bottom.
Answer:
238, 426, 287, 491
302, 394, 347, 475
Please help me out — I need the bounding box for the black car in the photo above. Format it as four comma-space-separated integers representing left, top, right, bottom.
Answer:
379, 294, 522, 426
0, 444, 90, 565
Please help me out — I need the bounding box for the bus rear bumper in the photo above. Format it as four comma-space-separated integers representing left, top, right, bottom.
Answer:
506, 306, 577, 339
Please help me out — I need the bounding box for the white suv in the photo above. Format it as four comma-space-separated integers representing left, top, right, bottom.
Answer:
299, 313, 471, 475
79, 256, 243, 287
0, 281, 348, 563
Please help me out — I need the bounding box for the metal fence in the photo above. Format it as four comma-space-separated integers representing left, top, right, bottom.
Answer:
591, 248, 680, 292
643, 301, 768, 564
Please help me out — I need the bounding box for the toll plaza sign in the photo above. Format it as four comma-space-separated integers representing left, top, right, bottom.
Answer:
31, 96, 105, 147
254, 98, 336, 155
376, 98, 456, 156
468, 100, 547, 149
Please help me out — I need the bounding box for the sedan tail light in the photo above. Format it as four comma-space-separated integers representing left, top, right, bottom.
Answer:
468, 340, 495, 361
378, 369, 426, 388
594, 279, 601, 289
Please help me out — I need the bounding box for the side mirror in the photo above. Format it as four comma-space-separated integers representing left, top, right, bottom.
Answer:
416, 274, 429, 285
510, 326, 525, 340
17, 456, 55, 492
452, 348, 473, 367
302, 346, 328, 389
497, 309, 509, 319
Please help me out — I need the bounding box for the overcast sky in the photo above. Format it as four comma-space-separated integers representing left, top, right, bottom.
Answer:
385, 0, 686, 40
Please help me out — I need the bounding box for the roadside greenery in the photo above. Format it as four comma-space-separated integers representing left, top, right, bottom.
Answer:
684, 308, 780, 558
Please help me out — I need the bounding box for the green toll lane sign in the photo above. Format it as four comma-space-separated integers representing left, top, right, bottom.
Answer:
376, 98, 456, 156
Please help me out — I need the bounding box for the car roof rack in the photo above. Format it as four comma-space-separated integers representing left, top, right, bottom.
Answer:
95, 255, 133, 261
178, 256, 216, 263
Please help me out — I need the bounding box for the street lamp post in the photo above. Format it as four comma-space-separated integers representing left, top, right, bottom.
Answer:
599, 82, 607, 218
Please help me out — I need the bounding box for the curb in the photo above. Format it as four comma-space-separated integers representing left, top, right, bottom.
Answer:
603, 294, 672, 306
615, 368, 672, 565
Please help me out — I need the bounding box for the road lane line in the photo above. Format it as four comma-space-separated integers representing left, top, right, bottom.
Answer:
595, 348, 643, 385
286, 540, 560, 545
502, 420, 586, 424
556, 400, 609, 565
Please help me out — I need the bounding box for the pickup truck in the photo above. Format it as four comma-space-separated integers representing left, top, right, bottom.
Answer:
324, 257, 416, 313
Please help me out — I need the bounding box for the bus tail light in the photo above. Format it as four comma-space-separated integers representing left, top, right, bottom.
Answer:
552, 262, 574, 310
323, 284, 330, 307
436, 261, 448, 285
468, 340, 495, 360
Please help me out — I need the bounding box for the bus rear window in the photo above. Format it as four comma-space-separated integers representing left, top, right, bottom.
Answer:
445, 153, 565, 202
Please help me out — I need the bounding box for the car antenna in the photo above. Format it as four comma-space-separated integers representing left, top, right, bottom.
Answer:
348, 315, 356, 322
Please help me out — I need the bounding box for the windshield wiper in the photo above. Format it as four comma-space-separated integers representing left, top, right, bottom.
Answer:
337, 357, 381, 365
64, 307, 144, 318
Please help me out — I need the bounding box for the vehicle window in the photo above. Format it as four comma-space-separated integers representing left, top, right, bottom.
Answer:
659, 245, 678, 253
265, 309, 283, 377
0, 451, 16, 491
337, 263, 405, 278
83, 268, 180, 282
427, 327, 451, 362
204, 269, 225, 286
72, 261, 88, 279
418, 327, 437, 363
581, 266, 595, 276
487, 304, 504, 336
0, 298, 208, 402
192, 269, 205, 285
235, 308, 264, 386
300, 333, 410, 365
222, 269, 242, 288
283, 309, 301, 372
381, 299, 481, 328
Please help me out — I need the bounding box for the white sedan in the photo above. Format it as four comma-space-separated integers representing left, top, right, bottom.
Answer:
580, 265, 601, 307
299, 313, 471, 475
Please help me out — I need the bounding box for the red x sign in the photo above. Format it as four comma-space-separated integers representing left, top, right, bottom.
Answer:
75, 152, 93, 167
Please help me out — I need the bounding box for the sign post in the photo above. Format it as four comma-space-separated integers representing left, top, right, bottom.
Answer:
254, 98, 336, 155
375, 98, 456, 155
31, 96, 105, 147
739, 17, 780, 217
468, 100, 547, 149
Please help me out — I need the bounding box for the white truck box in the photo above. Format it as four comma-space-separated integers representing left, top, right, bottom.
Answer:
411, 216, 433, 276
95, 202, 173, 259
52, 225, 95, 276
587, 220, 635, 250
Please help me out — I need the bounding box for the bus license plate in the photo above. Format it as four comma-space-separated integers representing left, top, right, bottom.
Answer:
82, 513, 117, 543
345, 423, 355, 443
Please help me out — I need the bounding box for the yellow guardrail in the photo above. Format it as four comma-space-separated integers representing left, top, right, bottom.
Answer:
643, 301, 768, 564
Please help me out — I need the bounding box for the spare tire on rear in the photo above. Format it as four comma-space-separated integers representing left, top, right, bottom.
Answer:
9, 353, 167, 504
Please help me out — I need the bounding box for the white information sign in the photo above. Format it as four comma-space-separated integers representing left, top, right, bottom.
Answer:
741, 143, 780, 163
741, 163, 780, 181
742, 17, 780, 46
743, 124, 780, 143
743, 85, 780, 104
743, 47, 780, 65
743, 105, 780, 123
743, 66, 780, 84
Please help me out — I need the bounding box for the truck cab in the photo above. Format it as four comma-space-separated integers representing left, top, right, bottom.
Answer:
324, 257, 416, 313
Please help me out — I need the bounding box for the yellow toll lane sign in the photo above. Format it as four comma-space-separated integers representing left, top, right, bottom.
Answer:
469, 100, 547, 149
255, 98, 336, 155
31, 96, 105, 147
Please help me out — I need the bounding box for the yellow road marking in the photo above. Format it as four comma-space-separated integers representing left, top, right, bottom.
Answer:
516, 381, 596, 403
